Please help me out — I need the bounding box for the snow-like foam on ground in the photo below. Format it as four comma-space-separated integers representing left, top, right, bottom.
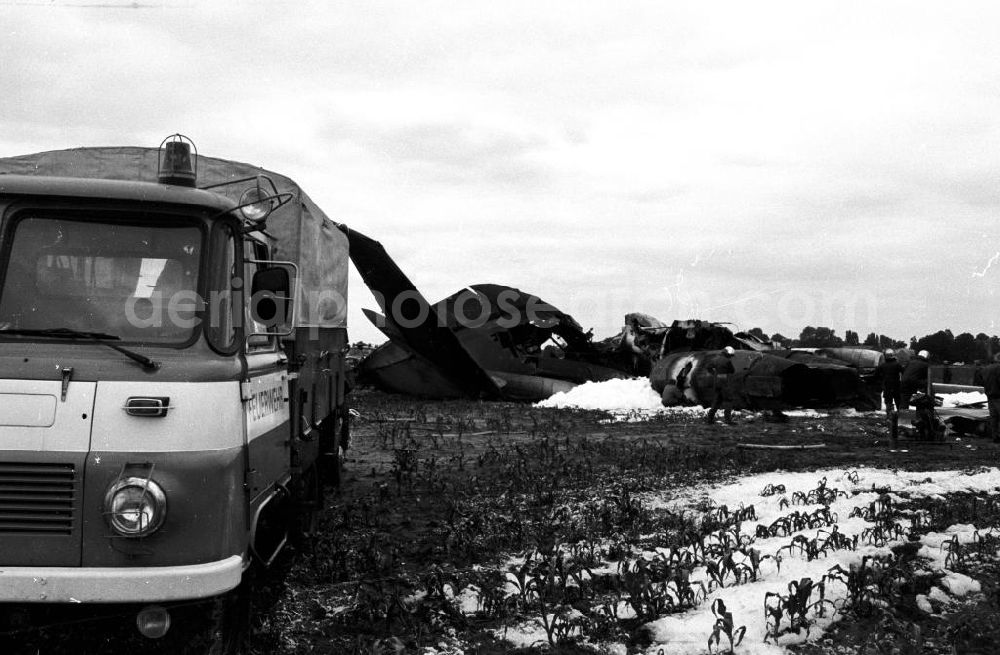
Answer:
635, 467, 999, 654
535, 378, 705, 420
535, 379, 990, 423
534, 378, 887, 421
489, 467, 1000, 654
783, 408, 882, 418
536, 378, 664, 411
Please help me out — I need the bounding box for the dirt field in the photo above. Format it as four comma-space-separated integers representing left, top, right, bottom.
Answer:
3, 388, 999, 654
253, 389, 1000, 655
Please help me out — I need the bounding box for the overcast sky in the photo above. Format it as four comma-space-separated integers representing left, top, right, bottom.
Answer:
3, 1, 1000, 345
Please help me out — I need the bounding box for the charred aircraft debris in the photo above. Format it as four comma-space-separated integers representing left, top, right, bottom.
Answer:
906, 369, 992, 439
339, 226, 627, 401
612, 318, 875, 412
341, 227, 877, 409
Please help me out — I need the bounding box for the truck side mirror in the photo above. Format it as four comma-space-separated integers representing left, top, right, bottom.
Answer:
250, 267, 291, 327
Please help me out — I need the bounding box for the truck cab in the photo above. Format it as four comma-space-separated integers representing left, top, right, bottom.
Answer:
0, 137, 350, 643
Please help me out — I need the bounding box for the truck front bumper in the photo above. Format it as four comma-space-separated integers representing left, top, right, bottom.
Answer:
0, 554, 245, 603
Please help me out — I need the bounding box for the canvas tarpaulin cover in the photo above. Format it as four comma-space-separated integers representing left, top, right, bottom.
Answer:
0, 147, 348, 328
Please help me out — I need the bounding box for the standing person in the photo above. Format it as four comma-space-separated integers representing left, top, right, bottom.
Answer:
974, 353, 1000, 443
877, 349, 904, 447
901, 349, 930, 408
704, 346, 736, 425
877, 349, 903, 414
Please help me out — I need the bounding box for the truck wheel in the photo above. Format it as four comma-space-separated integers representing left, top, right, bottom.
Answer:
291, 464, 322, 546
205, 571, 253, 655
339, 405, 351, 452
319, 412, 346, 488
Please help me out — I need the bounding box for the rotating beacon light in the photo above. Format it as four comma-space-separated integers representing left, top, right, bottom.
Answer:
157, 134, 197, 187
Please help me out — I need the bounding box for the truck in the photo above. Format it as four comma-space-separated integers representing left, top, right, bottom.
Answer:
0, 135, 351, 651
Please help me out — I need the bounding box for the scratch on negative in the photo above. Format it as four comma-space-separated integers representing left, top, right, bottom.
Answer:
972, 251, 1000, 278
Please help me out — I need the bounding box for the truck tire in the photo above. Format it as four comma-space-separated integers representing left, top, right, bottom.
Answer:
290, 464, 322, 546
319, 411, 346, 488
205, 571, 252, 655
339, 405, 351, 453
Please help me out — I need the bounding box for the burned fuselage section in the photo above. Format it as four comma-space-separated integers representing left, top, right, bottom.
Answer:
650, 350, 867, 411
625, 319, 872, 411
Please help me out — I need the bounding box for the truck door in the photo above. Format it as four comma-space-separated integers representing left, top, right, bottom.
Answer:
242, 245, 291, 500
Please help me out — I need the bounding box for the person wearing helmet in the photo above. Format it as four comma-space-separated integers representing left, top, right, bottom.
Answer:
876, 349, 904, 447
876, 349, 904, 415
901, 349, 930, 408
973, 352, 1000, 443
704, 346, 736, 424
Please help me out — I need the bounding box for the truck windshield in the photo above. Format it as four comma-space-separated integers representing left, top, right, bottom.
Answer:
0, 216, 203, 344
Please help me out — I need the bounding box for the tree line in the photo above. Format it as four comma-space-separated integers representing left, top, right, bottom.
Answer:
743, 327, 1000, 364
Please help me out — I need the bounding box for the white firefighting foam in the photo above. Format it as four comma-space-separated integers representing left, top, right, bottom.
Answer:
535, 378, 663, 411
534, 378, 705, 419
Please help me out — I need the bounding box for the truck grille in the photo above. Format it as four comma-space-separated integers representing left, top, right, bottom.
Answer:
0, 462, 76, 535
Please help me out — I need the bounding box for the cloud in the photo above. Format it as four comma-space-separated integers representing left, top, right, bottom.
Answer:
4, 1, 1000, 345
320, 117, 554, 189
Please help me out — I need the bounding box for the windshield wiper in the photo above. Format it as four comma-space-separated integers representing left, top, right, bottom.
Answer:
0, 327, 160, 370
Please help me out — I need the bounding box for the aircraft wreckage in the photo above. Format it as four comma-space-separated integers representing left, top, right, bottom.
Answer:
339, 225, 628, 401
630, 319, 877, 412
340, 226, 876, 408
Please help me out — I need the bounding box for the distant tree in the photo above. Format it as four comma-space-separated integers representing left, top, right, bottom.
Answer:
952, 332, 981, 364
913, 330, 955, 362
770, 333, 789, 347
864, 332, 905, 350
746, 327, 768, 341
798, 326, 844, 348
886, 336, 906, 349
975, 334, 992, 363
845, 330, 860, 346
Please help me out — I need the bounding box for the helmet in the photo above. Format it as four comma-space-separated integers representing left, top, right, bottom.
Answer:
918, 350, 930, 359
883, 349, 896, 359
723, 346, 735, 356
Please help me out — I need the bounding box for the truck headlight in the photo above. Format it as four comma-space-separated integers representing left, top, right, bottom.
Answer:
104, 477, 167, 537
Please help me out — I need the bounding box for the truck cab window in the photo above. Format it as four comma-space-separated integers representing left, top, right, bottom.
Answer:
0, 216, 203, 343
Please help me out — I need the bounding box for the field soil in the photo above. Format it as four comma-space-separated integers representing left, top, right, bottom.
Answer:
258, 390, 1000, 655
2, 387, 999, 654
